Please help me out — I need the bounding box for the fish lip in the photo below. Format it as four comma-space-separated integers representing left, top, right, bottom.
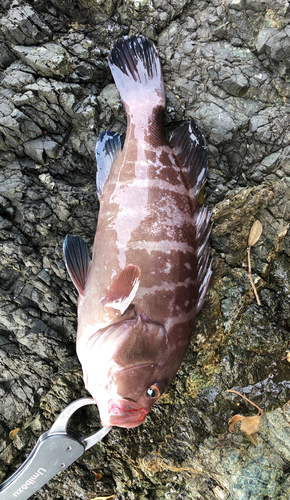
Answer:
100, 398, 148, 428
108, 398, 145, 415
107, 412, 147, 428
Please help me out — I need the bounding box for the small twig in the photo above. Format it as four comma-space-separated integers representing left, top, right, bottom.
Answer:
90, 496, 115, 500
282, 353, 290, 362
247, 247, 261, 306
227, 389, 263, 415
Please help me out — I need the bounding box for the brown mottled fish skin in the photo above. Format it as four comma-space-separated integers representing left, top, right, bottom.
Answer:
63, 36, 212, 428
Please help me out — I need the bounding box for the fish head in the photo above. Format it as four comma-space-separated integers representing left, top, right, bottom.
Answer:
80, 316, 170, 428
105, 361, 166, 428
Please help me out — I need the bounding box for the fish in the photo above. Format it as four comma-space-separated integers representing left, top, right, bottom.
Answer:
63, 35, 212, 429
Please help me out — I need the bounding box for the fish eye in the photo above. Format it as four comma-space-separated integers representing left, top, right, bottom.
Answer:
146, 385, 160, 398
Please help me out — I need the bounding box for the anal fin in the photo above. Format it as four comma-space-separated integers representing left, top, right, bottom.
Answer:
103, 264, 141, 315
63, 235, 91, 296
96, 131, 122, 198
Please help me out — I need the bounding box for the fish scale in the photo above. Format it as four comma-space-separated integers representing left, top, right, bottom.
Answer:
63, 35, 212, 428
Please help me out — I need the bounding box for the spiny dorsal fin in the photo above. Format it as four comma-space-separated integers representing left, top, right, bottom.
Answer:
102, 264, 141, 315
63, 235, 91, 296
170, 120, 208, 199
96, 131, 122, 198
108, 35, 165, 110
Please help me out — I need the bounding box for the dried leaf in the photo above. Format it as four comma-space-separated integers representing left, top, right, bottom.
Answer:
228, 414, 244, 432
282, 352, 290, 362
248, 220, 263, 247
240, 414, 262, 435
246, 434, 258, 446
197, 179, 207, 206
9, 428, 20, 440
93, 472, 103, 481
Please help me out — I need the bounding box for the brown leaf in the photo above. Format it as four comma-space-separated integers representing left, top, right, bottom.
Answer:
9, 428, 20, 440
228, 414, 244, 432
248, 220, 263, 247
246, 434, 258, 446
93, 472, 103, 481
240, 414, 262, 435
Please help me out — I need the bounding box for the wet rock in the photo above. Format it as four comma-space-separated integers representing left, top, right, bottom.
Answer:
220, 69, 248, 96
60, 32, 110, 82
1, 0, 290, 499
195, 102, 238, 145
224, 0, 245, 10
13, 43, 75, 78
256, 27, 290, 64
97, 83, 126, 126
0, 41, 17, 69
2, 69, 35, 90
0, 5, 52, 46
23, 137, 59, 164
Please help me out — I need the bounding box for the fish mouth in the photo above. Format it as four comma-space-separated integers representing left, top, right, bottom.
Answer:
101, 398, 148, 428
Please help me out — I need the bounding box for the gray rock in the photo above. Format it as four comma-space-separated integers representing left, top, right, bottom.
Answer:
1, 0, 290, 499
224, 0, 245, 10
270, 29, 290, 63
256, 27, 290, 64
0, 5, 52, 45
0, 41, 17, 68
195, 102, 238, 145
97, 83, 126, 126
2, 69, 35, 90
221, 70, 248, 96
13, 43, 75, 78
23, 137, 59, 164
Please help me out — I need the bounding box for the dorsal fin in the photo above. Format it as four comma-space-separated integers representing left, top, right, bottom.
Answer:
195, 205, 213, 314
169, 120, 208, 199
102, 264, 141, 315
95, 131, 121, 198
170, 120, 212, 313
63, 235, 91, 296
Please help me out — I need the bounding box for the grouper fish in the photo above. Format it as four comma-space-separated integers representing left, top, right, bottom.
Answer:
63, 35, 212, 428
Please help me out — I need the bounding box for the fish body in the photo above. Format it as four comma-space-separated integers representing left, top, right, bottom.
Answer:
63, 36, 212, 428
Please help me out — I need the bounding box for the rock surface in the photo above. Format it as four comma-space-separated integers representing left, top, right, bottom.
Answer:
1, 1, 290, 499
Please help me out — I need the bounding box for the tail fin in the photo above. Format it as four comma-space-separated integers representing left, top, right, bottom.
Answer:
108, 35, 165, 110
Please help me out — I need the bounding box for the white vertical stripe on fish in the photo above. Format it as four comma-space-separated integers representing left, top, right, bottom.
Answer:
129, 240, 196, 254
137, 278, 196, 298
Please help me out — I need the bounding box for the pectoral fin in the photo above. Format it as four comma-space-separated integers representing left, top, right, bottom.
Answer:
63, 234, 91, 296
103, 264, 141, 315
